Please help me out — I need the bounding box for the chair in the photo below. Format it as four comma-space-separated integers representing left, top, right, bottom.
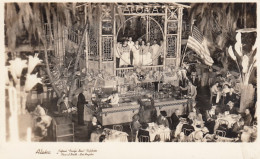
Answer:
216, 130, 226, 137
218, 119, 229, 127
55, 123, 74, 142
128, 123, 135, 142
113, 125, 123, 132
183, 128, 194, 136
166, 117, 173, 130
139, 135, 150, 142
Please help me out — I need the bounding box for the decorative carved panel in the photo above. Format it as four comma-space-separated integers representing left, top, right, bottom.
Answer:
166, 35, 177, 58
102, 36, 113, 61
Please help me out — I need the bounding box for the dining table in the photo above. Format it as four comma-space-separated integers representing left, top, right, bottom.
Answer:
214, 114, 241, 133
136, 123, 171, 142
90, 128, 128, 142
103, 128, 129, 142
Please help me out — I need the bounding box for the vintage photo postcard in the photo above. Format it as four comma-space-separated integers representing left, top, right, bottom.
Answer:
0, 0, 259, 159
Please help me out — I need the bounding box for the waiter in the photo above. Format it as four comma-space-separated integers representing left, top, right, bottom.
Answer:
102, 91, 120, 106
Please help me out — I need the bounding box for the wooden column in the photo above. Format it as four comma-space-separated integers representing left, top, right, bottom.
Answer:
99, 5, 102, 71
176, 7, 183, 68
85, 4, 89, 73
113, 5, 117, 76
163, 6, 168, 69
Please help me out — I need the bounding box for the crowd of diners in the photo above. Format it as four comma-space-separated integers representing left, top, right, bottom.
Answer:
28, 62, 257, 142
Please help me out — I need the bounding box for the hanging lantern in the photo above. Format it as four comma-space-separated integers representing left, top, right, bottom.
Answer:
9, 58, 27, 79
24, 73, 42, 91
27, 53, 42, 74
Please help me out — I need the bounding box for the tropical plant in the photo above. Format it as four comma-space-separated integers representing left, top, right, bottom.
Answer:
188, 3, 256, 72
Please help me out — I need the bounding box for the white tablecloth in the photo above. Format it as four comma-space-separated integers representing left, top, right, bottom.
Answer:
214, 114, 240, 132
103, 129, 128, 142
136, 123, 171, 142
175, 122, 209, 138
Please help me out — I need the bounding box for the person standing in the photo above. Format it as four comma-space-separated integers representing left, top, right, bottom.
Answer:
132, 41, 141, 66
115, 42, 122, 68
77, 93, 87, 125
128, 37, 134, 66
120, 41, 131, 67
151, 40, 160, 65
158, 40, 164, 65
142, 42, 153, 66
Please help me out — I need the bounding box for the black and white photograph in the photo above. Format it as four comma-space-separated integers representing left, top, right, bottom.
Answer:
1, 1, 259, 158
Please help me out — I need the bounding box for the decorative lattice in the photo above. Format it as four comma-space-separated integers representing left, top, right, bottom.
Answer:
167, 8, 178, 20
88, 27, 99, 60
102, 36, 113, 61
149, 17, 164, 43
166, 35, 177, 58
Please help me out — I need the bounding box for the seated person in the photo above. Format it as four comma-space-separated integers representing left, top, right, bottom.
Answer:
243, 108, 252, 126
204, 106, 217, 134
131, 114, 142, 136
224, 88, 237, 105
32, 104, 46, 117
102, 91, 119, 105
57, 92, 66, 113
224, 101, 238, 114
188, 107, 203, 127
227, 118, 245, 138
137, 123, 150, 142
157, 111, 169, 128
211, 82, 221, 104
171, 109, 181, 130
181, 118, 195, 136
60, 97, 75, 118
90, 126, 104, 142
222, 84, 231, 95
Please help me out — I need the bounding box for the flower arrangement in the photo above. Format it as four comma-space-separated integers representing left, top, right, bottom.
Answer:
6, 53, 42, 142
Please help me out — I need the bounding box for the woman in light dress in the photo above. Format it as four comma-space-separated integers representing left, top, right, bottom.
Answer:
141, 41, 153, 66
132, 41, 141, 66
120, 41, 131, 67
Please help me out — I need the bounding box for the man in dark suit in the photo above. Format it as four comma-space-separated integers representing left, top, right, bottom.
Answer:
243, 109, 252, 126
137, 123, 150, 142
227, 118, 244, 138
171, 109, 181, 130
224, 88, 238, 106
204, 106, 217, 134
181, 118, 195, 136
224, 101, 238, 114
189, 72, 200, 87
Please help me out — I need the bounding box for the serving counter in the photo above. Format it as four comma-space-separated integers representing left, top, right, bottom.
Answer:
96, 99, 188, 126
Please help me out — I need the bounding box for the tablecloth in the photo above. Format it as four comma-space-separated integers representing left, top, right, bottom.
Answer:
103, 129, 128, 142
136, 123, 171, 142
214, 114, 240, 132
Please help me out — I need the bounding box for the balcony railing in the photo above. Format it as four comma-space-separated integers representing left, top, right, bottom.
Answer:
116, 65, 164, 77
